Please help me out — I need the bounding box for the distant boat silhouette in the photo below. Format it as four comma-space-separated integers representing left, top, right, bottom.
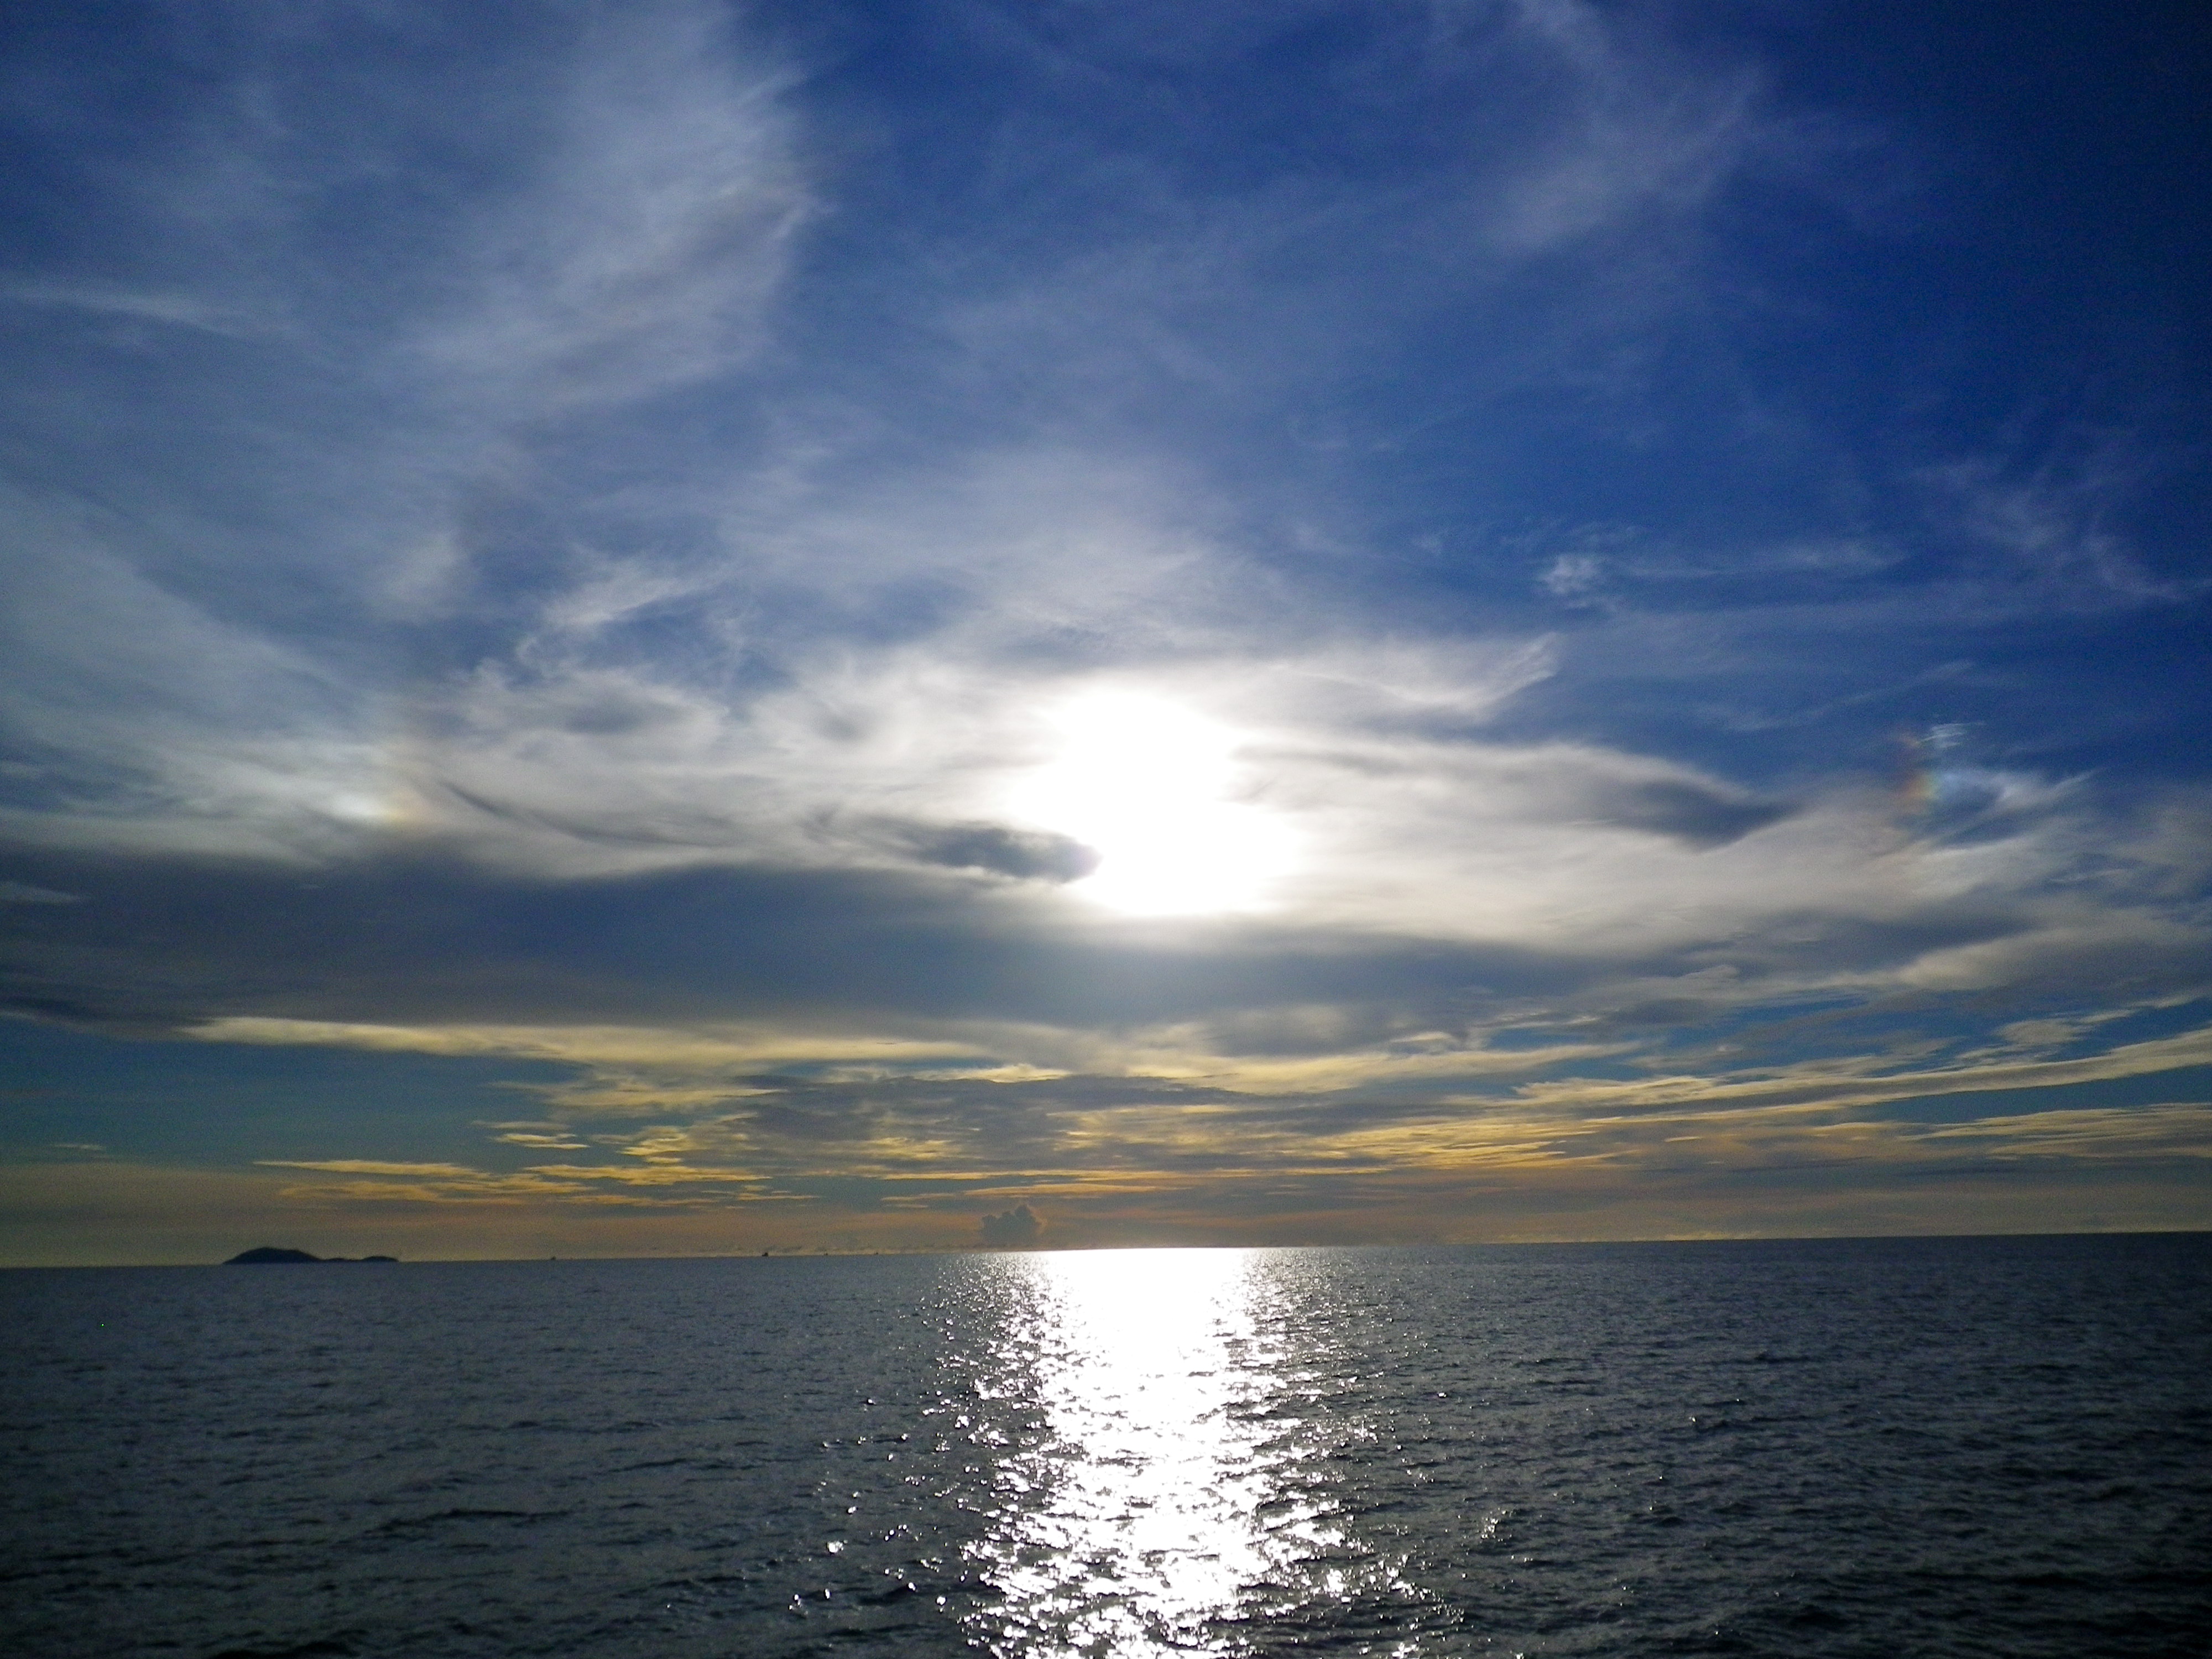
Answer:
224, 1246, 398, 1264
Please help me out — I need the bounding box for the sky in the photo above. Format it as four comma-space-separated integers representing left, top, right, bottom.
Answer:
2, 0, 2208, 1264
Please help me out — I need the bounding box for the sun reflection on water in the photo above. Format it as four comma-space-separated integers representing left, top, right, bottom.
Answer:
958, 1248, 1403, 1657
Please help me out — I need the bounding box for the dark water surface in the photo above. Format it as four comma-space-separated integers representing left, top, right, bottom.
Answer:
4, 1235, 2209, 1658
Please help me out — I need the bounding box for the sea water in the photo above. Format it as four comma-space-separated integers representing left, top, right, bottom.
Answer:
3, 1235, 2208, 1658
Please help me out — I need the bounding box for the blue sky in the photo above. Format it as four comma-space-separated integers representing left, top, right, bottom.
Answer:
3, 0, 2207, 1262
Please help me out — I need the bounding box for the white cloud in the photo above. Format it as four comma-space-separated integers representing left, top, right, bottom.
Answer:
0, 280, 266, 337
401, 0, 808, 413
1486, 0, 1765, 253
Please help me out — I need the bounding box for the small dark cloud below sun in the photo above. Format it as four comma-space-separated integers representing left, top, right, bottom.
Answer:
881, 820, 1102, 883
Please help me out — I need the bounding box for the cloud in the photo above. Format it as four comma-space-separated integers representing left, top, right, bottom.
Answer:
249, 1158, 762, 1209
257, 1160, 486, 1180
1924, 456, 2211, 608
1912, 1104, 2212, 1159
0, 881, 79, 905
873, 820, 1101, 883
1575, 776, 1793, 848
979, 1203, 1044, 1248
1, 1, 2206, 1258
400, 0, 808, 413
1480, 0, 1766, 254
0, 281, 263, 337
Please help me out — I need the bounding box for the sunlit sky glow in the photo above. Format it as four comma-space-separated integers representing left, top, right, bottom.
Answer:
1, 0, 2207, 1262
1007, 691, 1297, 915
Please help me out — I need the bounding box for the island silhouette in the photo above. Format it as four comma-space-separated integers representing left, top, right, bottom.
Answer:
224, 1246, 398, 1264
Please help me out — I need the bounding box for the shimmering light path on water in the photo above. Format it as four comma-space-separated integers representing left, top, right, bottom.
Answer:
4, 1237, 2209, 1658
955, 1249, 1412, 1655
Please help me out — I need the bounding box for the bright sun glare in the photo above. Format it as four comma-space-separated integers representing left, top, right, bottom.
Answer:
1008, 691, 1296, 916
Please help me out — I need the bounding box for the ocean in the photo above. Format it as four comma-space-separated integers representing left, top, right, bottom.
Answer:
3, 1235, 2208, 1658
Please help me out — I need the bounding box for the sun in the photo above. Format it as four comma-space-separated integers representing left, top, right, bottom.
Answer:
1006, 690, 1296, 916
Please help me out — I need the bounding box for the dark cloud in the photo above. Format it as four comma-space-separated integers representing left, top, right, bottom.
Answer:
979, 1203, 1043, 1248
1588, 780, 1794, 848
876, 820, 1100, 883
0, 839, 1596, 1032
7, 825, 2199, 1052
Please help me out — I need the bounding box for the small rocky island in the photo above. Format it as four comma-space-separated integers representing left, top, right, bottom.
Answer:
225, 1246, 399, 1264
